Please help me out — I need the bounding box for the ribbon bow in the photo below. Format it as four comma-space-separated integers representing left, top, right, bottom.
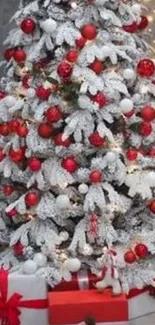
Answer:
0, 269, 48, 325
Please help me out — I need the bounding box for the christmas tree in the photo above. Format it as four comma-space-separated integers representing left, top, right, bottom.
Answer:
0, 0, 155, 293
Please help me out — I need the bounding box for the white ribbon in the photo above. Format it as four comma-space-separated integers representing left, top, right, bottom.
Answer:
77, 270, 89, 290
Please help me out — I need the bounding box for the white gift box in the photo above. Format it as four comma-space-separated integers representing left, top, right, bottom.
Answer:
128, 289, 155, 320
0, 272, 48, 325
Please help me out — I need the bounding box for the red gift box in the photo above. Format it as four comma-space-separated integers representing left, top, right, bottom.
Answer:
48, 289, 128, 325
53, 270, 98, 292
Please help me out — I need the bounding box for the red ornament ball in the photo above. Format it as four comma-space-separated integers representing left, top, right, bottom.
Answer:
135, 243, 148, 258
123, 21, 138, 33
89, 131, 105, 147
61, 156, 78, 173
28, 157, 42, 172
13, 242, 24, 256
0, 123, 10, 136
137, 59, 155, 77
7, 208, 17, 218
36, 87, 51, 101
141, 105, 155, 122
4, 48, 15, 61
0, 148, 6, 161
148, 200, 155, 214
46, 106, 62, 123
139, 122, 152, 136
91, 92, 107, 108
9, 119, 20, 133
66, 49, 78, 62
81, 24, 97, 40
75, 36, 86, 48
124, 250, 136, 264
17, 124, 29, 137
124, 110, 134, 118
22, 75, 30, 89
13, 49, 26, 63
3, 185, 14, 196
138, 16, 149, 30
25, 192, 39, 206
9, 147, 25, 163
148, 147, 155, 157
126, 148, 138, 161
0, 91, 6, 100
38, 122, 53, 138
54, 133, 72, 147
89, 170, 102, 183
57, 62, 72, 79
89, 59, 104, 74
21, 18, 36, 34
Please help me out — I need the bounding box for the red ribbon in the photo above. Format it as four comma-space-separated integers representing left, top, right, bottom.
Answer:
0, 269, 48, 325
127, 285, 155, 299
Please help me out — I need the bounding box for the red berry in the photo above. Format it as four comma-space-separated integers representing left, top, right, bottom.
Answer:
0, 123, 10, 136
0, 91, 7, 100
81, 24, 97, 40
9, 147, 25, 163
137, 59, 155, 77
3, 185, 14, 196
9, 119, 20, 132
0, 148, 6, 161
61, 156, 78, 173
21, 18, 36, 34
89, 170, 102, 183
148, 200, 155, 214
13, 242, 24, 256
38, 122, 53, 138
54, 133, 72, 147
148, 147, 155, 157
91, 92, 107, 108
57, 62, 72, 79
141, 105, 155, 122
89, 131, 105, 147
123, 21, 138, 33
124, 251, 136, 264
75, 36, 86, 48
13, 49, 26, 63
89, 59, 104, 74
28, 157, 42, 172
7, 208, 17, 218
36, 87, 51, 101
45, 106, 62, 122
66, 49, 78, 62
135, 243, 148, 258
25, 192, 39, 206
22, 75, 30, 89
126, 148, 138, 161
124, 110, 134, 118
138, 16, 149, 30
4, 48, 15, 61
17, 124, 29, 137
139, 122, 152, 136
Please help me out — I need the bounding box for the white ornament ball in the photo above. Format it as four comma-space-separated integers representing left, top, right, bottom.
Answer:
120, 98, 133, 113
83, 244, 93, 256
78, 183, 89, 194
40, 18, 57, 34
22, 260, 37, 274
132, 3, 141, 14
123, 69, 135, 80
27, 88, 36, 99
106, 152, 116, 163
4, 96, 16, 107
55, 195, 70, 209
133, 93, 141, 104
33, 253, 47, 267
59, 231, 69, 242
145, 172, 155, 187
63, 258, 81, 273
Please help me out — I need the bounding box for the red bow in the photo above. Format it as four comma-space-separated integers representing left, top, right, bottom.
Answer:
0, 269, 48, 325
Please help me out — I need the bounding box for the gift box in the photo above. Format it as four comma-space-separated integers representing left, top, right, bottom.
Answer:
48, 289, 128, 325
53, 270, 98, 292
127, 286, 155, 320
0, 269, 48, 325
